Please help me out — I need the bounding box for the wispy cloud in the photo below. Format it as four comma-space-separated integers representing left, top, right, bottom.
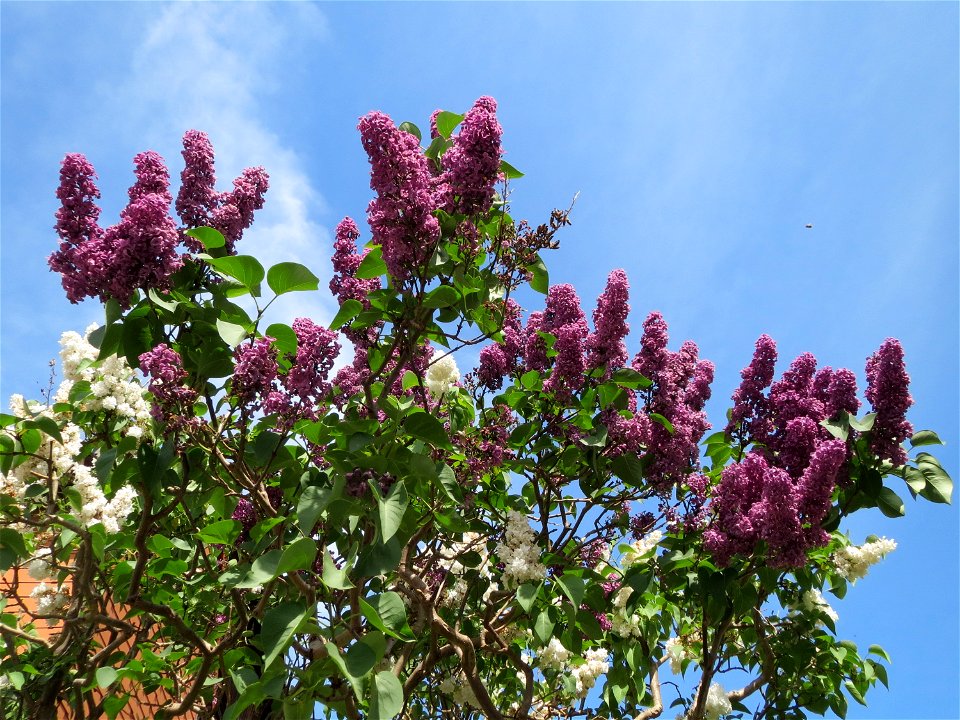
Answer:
107, 2, 337, 327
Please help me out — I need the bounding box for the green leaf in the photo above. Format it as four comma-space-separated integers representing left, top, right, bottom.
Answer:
916, 455, 953, 504
435, 111, 465, 139
423, 285, 460, 309
378, 481, 408, 543
649, 413, 675, 434
610, 367, 652, 389
217, 319, 248, 347
278, 537, 318, 575
266, 323, 298, 357
516, 582, 539, 613
207, 255, 266, 291
399, 121, 421, 141
329, 299, 364, 331
533, 610, 554, 646
554, 574, 585, 607
371, 671, 404, 720
260, 602, 307, 668
322, 551, 353, 590
95, 666, 118, 689
186, 226, 226, 250
103, 695, 129, 720
197, 519, 241, 545
356, 246, 387, 279
844, 680, 867, 706
19, 416, 62, 444
500, 160, 524, 179
527, 254, 549, 294
848, 412, 876, 432
297, 485, 332, 534
877, 487, 905, 518
231, 550, 282, 588
611, 454, 644, 486
147, 288, 179, 312
868, 644, 891, 663
404, 412, 452, 449
436, 463, 462, 503
910, 430, 943, 447
344, 637, 378, 680
361, 592, 414, 640
268, 262, 320, 295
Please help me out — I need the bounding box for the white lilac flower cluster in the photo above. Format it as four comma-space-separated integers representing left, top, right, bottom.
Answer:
29, 582, 69, 624
537, 637, 571, 670
437, 532, 494, 606
570, 647, 611, 697
704, 682, 733, 719
438, 672, 482, 707
496, 510, 547, 587
801, 589, 839, 625
832, 536, 897, 582
26, 549, 52, 581
425, 353, 461, 398
0, 327, 146, 533
620, 530, 663, 569
665, 635, 699, 674
55, 326, 151, 438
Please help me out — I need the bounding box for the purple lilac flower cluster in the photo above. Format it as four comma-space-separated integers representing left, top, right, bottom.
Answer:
628, 314, 715, 485
51, 132, 268, 306
263, 318, 341, 426
139, 344, 198, 431
540, 284, 589, 397
704, 439, 847, 567
865, 339, 913, 465
358, 111, 441, 282
176, 130, 269, 253
441, 96, 503, 216
585, 269, 630, 375
231, 337, 279, 409
50, 152, 182, 307
329, 217, 383, 345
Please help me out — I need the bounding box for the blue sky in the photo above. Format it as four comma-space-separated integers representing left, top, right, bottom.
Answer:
1, 3, 957, 718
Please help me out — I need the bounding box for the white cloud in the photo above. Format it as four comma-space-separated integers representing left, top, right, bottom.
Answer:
105, 2, 337, 328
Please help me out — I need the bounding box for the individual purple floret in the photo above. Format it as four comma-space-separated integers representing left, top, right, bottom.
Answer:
865, 338, 913, 465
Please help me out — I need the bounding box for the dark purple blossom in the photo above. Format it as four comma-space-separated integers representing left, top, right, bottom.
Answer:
441, 96, 503, 216
211, 167, 269, 253
825, 368, 861, 420
586, 269, 630, 374
726, 334, 778, 443
139, 344, 198, 431
282, 318, 340, 412
865, 339, 913, 465
49, 154, 108, 303
232, 337, 278, 408
358, 111, 440, 282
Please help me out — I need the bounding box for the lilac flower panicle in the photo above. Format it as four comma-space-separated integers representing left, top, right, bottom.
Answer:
139, 344, 198, 430
726, 334, 778, 442
541, 284, 588, 395
441, 95, 503, 216
282, 318, 341, 412
798, 439, 847, 527
478, 344, 509, 391
476, 299, 525, 391
129, 151, 172, 205
49, 154, 108, 303
632, 312, 670, 381
826, 368, 860, 419
865, 338, 913, 465
751, 463, 805, 568
586, 269, 630, 373
358, 111, 440, 282
211, 166, 269, 253
232, 337, 279, 407
522, 311, 548, 372
176, 130, 218, 249
330, 216, 382, 318
768, 352, 824, 429
429, 109, 442, 140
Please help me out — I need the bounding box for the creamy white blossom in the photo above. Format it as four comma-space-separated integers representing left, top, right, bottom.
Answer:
26, 549, 52, 581
538, 637, 571, 670
620, 530, 662, 568
704, 682, 733, 719
425, 353, 460, 398
801, 589, 839, 625
571, 647, 609, 697
496, 510, 546, 586
832, 537, 897, 582
30, 582, 69, 621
